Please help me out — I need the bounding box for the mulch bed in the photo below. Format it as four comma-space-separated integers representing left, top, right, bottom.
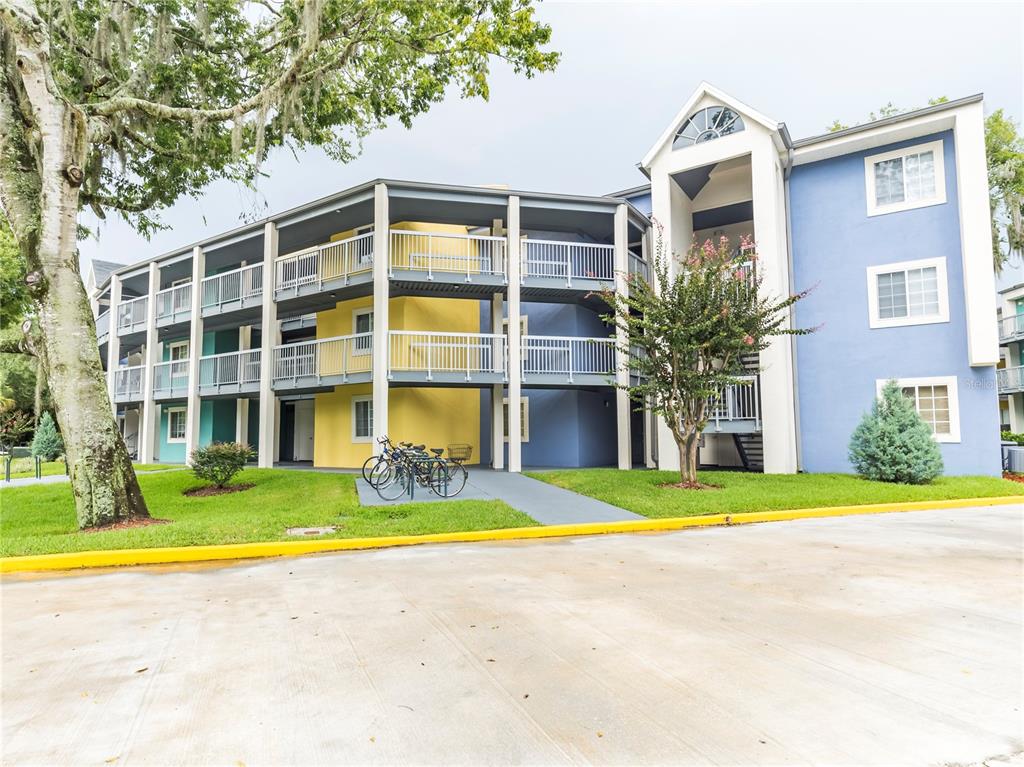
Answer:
657, 481, 722, 491
183, 483, 255, 497
85, 517, 171, 533
1002, 471, 1024, 484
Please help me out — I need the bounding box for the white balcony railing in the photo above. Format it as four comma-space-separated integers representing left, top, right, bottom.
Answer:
998, 366, 1024, 393
202, 263, 263, 311
113, 365, 144, 400
388, 331, 506, 380
389, 230, 507, 280
521, 239, 615, 285
521, 335, 616, 382
708, 375, 760, 429
96, 310, 110, 339
155, 283, 192, 323
272, 334, 372, 383
999, 314, 1024, 342
275, 232, 374, 293
199, 349, 262, 389
628, 252, 651, 285
153, 359, 190, 395
117, 296, 148, 332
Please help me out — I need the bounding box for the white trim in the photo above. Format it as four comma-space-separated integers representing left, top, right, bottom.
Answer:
351, 395, 373, 443
866, 257, 949, 329
167, 339, 190, 361
864, 139, 946, 216
166, 406, 187, 443
352, 308, 373, 356
875, 376, 961, 443
502, 396, 529, 443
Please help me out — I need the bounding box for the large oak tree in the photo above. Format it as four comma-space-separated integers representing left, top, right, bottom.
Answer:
0, 0, 558, 528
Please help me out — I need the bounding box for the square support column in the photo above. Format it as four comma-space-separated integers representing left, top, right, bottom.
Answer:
491, 292, 504, 470
236, 326, 251, 447
641, 228, 655, 469
184, 246, 205, 463
258, 223, 279, 467
613, 204, 631, 470
139, 263, 160, 463
106, 274, 122, 415
372, 183, 390, 452
751, 135, 799, 474
506, 196, 522, 472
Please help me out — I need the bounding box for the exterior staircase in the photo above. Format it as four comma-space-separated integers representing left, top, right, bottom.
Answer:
733, 433, 764, 472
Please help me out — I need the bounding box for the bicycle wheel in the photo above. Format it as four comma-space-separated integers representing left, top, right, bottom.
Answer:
430, 461, 467, 498
367, 459, 394, 488
376, 464, 412, 501
362, 454, 384, 484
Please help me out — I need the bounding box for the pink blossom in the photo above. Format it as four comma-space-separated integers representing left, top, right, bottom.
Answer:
743, 334, 755, 346
735, 268, 747, 281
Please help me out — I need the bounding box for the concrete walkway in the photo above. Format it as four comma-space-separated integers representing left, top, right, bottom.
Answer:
356, 468, 642, 525
1, 466, 186, 488
3, 506, 1021, 766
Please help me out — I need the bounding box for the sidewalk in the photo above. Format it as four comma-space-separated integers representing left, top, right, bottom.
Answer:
356, 468, 642, 525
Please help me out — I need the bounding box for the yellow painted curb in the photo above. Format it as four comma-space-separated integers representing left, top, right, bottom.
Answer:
2, 495, 1022, 575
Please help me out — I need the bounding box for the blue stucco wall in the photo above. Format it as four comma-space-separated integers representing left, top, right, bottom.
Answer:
790, 129, 1000, 475
476, 299, 617, 468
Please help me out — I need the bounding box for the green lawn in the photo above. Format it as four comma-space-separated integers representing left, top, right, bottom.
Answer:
527, 468, 1024, 519
0, 469, 535, 557
5, 459, 171, 480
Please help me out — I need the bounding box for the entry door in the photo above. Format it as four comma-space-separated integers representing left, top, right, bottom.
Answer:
292, 400, 315, 462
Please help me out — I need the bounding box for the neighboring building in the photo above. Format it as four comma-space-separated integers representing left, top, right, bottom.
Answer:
90, 83, 1001, 475
997, 282, 1024, 432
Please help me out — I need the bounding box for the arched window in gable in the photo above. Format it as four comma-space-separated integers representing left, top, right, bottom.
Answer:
673, 106, 745, 149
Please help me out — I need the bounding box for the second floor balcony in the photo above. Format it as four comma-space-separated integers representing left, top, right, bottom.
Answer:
999, 314, 1024, 344
153, 360, 190, 400
155, 283, 192, 327
199, 349, 261, 396
112, 364, 144, 403
117, 296, 148, 335
998, 365, 1024, 394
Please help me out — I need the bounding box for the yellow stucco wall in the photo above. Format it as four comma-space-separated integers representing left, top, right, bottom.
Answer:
311, 231, 483, 468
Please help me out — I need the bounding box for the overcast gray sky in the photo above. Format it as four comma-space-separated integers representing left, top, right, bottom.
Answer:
79, 0, 1024, 276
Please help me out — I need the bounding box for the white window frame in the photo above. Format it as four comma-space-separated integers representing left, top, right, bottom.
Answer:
866, 257, 949, 329
502, 396, 530, 442
166, 406, 187, 443
167, 339, 190, 361
875, 376, 960, 443
352, 308, 373, 356
502, 316, 528, 336
351, 395, 373, 443
864, 139, 946, 216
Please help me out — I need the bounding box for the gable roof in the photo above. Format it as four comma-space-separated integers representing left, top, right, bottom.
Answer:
89, 259, 123, 287
640, 82, 781, 170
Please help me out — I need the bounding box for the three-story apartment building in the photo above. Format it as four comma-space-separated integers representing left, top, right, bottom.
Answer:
90, 83, 1002, 475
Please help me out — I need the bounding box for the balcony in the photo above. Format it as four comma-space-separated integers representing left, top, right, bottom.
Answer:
521, 335, 616, 386
628, 252, 651, 285
153, 360, 190, 400
999, 314, 1024, 344
96, 311, 110, 343
388, 331, 506, 385
202, 263, 263, 318
117, 296, 148, 335
272, 333, 373, 391
521, 239, 614, 289
707, 376, 761, 432
998, 366, 1024, 394
155, 283, 192, 327
275, 232, 374, 299
199, 350, 262, 396
112, 365, 144, 403
389, 231, 506, 286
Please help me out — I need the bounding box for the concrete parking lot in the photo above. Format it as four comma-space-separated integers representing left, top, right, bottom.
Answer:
2, 506, 1022, 766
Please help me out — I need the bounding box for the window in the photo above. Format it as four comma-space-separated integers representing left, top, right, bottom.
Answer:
864, 140, 945, 215
875, 377, 960, 443
167, 407, 187, 443
673, 106, 745, 149
352, 396, 373, 442
866, 258, 948, 328
168, 340, 189, 361
353, 309, 373, 355
502, 396, 529, 442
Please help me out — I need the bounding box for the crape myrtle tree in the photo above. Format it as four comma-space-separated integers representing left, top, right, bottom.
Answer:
600, 224, 814, 486
0, 0, 559, 528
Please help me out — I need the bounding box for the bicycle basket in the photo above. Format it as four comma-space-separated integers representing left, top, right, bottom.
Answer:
447, 443, 473, 463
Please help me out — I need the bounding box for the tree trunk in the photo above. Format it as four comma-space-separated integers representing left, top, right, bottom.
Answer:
32, 355, 41, 425
677, 430, 700, 485
2, 3, 149, 528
